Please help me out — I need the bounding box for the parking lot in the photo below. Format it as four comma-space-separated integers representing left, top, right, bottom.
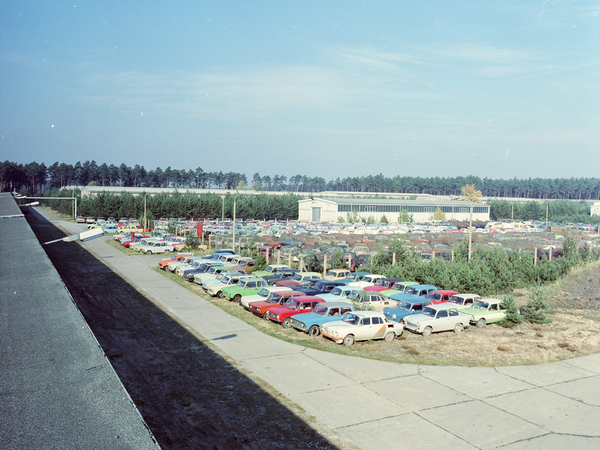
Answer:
33, 207, 600, 450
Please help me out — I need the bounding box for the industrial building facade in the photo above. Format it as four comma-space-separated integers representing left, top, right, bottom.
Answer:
298, 198, 490, 223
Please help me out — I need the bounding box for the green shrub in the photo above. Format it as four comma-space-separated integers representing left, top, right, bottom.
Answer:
498, 292, 523, 328
522, 279, 554, 324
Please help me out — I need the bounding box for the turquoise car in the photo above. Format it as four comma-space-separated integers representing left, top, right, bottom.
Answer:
290, 301, 354, 336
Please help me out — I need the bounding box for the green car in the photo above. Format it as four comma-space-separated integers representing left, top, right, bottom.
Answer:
460, 298, 508, 328
222, 278, 268, 303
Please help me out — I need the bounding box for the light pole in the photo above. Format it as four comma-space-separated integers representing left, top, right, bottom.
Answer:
232, 195, 238, 252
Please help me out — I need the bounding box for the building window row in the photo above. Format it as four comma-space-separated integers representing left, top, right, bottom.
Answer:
337, 204, 490, 214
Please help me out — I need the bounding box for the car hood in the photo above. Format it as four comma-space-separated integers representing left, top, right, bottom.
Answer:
315, 293, 345, 302
382, 307, 414, 321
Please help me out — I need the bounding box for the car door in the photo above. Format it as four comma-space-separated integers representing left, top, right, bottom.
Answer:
432, 309, 451, 332
371, 294, 394, 311
355, 317, 377, 340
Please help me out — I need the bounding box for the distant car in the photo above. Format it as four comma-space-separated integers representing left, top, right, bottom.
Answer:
321, 311, 404, 346
403, 303, 470, 336
460, 298, 508, 328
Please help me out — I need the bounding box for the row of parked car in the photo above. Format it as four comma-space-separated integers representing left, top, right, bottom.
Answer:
155, 251, 508, 346
113, 231, 188, 254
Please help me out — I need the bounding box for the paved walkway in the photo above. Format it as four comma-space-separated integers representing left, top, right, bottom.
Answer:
55, 216, 600, 450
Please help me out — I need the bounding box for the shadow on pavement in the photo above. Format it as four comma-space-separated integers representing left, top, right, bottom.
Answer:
27, 209, 340, 450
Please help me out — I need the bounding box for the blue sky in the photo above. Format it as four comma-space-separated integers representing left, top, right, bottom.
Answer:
1, 1, 599, 180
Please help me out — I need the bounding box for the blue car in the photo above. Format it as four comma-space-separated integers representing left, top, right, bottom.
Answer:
382, 298, 434, 323
290, 301, 354, 336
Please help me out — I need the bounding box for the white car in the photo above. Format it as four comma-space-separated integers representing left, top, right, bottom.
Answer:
140, 241, 176, 254
321, 311, 404, 346
403, 303, 470, 336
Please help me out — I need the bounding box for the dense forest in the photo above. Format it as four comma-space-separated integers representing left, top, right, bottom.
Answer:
3, 159, 600, 200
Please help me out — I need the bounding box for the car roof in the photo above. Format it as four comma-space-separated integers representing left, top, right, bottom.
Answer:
426, 303, 461, 310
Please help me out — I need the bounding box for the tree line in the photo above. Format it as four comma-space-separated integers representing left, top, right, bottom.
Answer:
4, 159, 600, 200
44, 188, 301, 222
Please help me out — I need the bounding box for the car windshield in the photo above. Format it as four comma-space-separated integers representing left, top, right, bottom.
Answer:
397, 300, 411, 311
292, 274, 303, 281
258, 288, 269, 297
405, 287, 419, 295
330, 287, 343, 296
427, 293, 442, 301
473, 300, 490, 310
266, 293, 281, 302
313, 282, 326, 291
422, 307, 436, 317
342, 314, 359, 325
449, 295, 463, 305
313, 304, 328, 316
325, 271, 338, 277
284, 299, 300, 310
264, 266, 276, 273
375, 278, 388, 286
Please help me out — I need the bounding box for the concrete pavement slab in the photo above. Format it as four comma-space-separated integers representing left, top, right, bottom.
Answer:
559, 352, 600, 373
418, 365, 536, 398
303, 347, 420, 382
367, 374, 471, 412
289, 384, 407, 429
204, 329, 304, 360
487, 388, 600, 436
419, 398, 547, 449
544, 374, 600, 407
240, 351, 356, 395
500, 433, 600, 450
338, 412, 478, 450
495, 360, 597, 386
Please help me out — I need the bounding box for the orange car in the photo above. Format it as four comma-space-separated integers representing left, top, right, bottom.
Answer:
158, 253, 193, 270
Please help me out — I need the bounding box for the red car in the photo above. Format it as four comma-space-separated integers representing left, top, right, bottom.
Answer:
246, 291, 306, 318
364, 278, 404, 293
264, 296, 325, 328
425, 290, 459, 304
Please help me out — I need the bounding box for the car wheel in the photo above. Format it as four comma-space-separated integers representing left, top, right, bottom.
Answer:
263, 313, 270, 320
308, 325, 320, 337
476, 318, 486, 328
217, 291, 222, 298
454, 323, 464, 333
233, 294, 241, 303
282, 318, 292, 328
384, 331, 395, 342
422, 326, 433, 337
147, 250, 153, 254
343, 334, 355, 346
